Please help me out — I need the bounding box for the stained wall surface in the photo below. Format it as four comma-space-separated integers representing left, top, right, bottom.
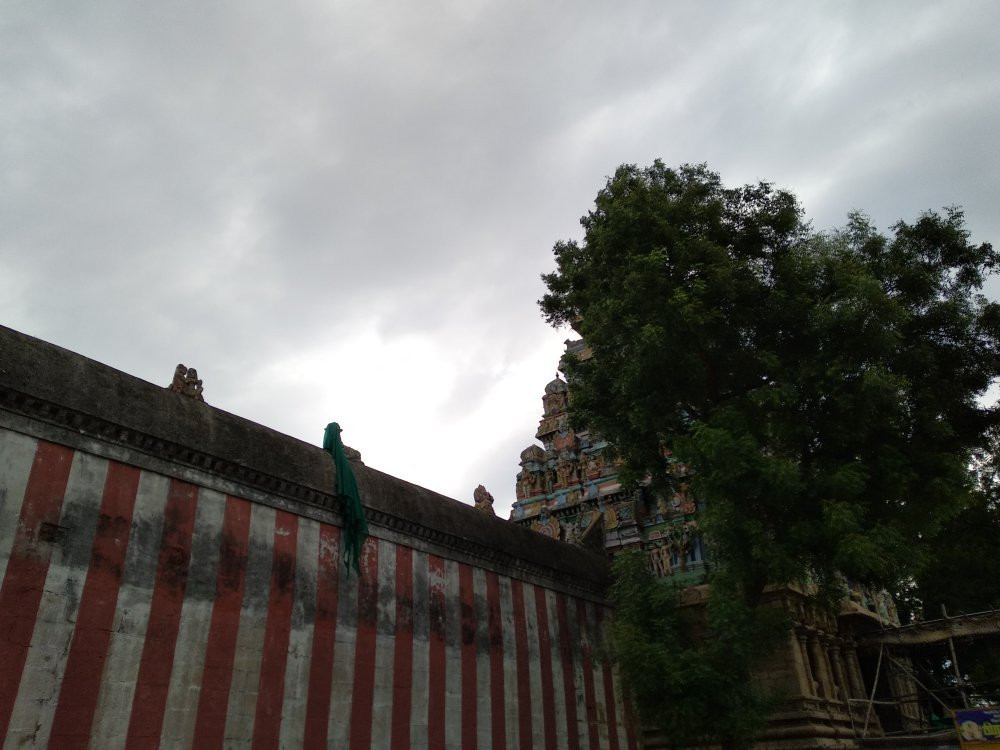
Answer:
0, 325, 635, 749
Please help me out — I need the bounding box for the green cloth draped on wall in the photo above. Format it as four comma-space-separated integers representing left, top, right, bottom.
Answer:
323, 422, 368, 574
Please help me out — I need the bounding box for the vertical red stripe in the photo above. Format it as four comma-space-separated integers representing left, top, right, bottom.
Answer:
460, 563, 478, 750
303, 523, 341, 747
192, 496, 252, 750
623, 697, 639, 750
348, 537, 379, 750
597, 606, 621, 750
49, 462, 141, 747
125, 479, 199, 747
534, 586, 557, 750
556, 593, 580, 750
486, 571, 506, 750
252, 510, 300, 746
577, 600, 600, 750
427, 554, 447, 750
0, 441, 73, 739
390, 545, 414, 749
602, 660, 621, 750
511, 578, 533, 750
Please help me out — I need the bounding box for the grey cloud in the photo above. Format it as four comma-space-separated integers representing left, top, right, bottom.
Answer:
2, 0, 997, 505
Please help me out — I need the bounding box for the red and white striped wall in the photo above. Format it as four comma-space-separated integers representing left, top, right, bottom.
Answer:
0, 430, 637, 749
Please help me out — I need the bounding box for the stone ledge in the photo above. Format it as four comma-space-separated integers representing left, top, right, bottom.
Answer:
0, 324, 610, 599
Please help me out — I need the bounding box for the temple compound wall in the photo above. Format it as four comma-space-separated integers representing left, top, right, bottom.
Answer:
0, 324, 636, 749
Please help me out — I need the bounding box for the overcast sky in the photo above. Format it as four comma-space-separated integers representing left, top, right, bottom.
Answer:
2, 1, 998, 517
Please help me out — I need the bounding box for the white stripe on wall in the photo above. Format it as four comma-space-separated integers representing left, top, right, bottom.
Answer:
0, 430, 37, 587
473, 566, 492, 750
327, 546, 361, 747
587, 601, 610, 748
370, 537, 398, 749
409, 548, 430, 750
523, 581, 545, 750
159, 487, 225, 747
569, 596, 589, 746
279, 515, 320, 749
498, 574, 519, 750
546, 587, 570, 750
222, 502, 276, 746
443, 557, 463, 746
89, 470, 171, 750
5, 452, 107, 750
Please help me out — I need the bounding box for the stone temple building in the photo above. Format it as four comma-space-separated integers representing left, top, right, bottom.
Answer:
508, 339, 952, 750
509, 338, 706, 587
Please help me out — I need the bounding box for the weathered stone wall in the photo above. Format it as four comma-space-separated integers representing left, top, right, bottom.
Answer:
0, 325, 636, 749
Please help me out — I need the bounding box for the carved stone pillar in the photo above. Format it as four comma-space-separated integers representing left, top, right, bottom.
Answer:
842, 641, 865, 700
828, 643, 848, 703
845, 642, 867, 700
808, 632, 834, 700
789, 629, 815, 697
796, 630, 817, 697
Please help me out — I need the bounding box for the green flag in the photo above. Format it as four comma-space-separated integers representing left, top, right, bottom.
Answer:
323, 422, 368, 574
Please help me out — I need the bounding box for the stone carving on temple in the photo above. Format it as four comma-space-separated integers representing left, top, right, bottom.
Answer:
515, 470, 531, 501
584, 451, 603, 480
532, 506, 560, 538
541, 375, 568, 416
473, 484, 495, 515
167, 364, 205, 402
562, 518, 581, 545
509, 342, 704, 580
508, 339, 921, 745
516, 444, 548, 501
553, 426, 577, 454
647, 543, 673, 577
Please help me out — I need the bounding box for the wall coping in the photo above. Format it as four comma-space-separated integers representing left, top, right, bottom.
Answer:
0, 324, 610, 600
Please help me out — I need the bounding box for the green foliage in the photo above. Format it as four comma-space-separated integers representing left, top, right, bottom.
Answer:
542, 160, 1000, 743
542, 160, 999, 600
608, 553, 783, 749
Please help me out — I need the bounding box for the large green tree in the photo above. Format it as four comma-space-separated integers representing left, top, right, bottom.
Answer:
541, 161, 1000, 744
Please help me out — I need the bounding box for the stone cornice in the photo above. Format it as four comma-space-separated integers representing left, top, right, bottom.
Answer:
0, 324, 610, 601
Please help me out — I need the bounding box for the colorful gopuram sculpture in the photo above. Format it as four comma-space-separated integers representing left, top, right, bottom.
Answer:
509, 339, 706, 583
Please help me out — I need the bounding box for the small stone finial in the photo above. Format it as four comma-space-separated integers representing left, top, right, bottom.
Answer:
167, 364, 205, 402
473, 484, 495, 515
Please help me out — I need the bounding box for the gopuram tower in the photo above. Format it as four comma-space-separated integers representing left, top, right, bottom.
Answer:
509, 338, 706, 584
509, 340, 925, 749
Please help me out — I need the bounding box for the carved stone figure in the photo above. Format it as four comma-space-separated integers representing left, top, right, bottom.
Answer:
531, 470, 545, 495
562, 518, 581, 545
585, 452, 603, 480
533, 506, 560, 538
673, 483, 696, 514
660, 544, 674, 576
516, 471, 529, 500
542, 375, 569, 415
167, 364, 205, 402
553, 427, 577, 453
656, 495, 670, 521
473, 484, 495, 515
556, 458, 573, 488
168, 364, 186, 392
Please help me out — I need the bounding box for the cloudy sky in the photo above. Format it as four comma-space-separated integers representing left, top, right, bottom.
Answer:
2, 1, 998, 517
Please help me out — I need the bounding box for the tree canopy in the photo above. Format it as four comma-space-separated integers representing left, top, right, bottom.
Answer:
542, 160, 1000, 604
540, 161, 1000, 744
